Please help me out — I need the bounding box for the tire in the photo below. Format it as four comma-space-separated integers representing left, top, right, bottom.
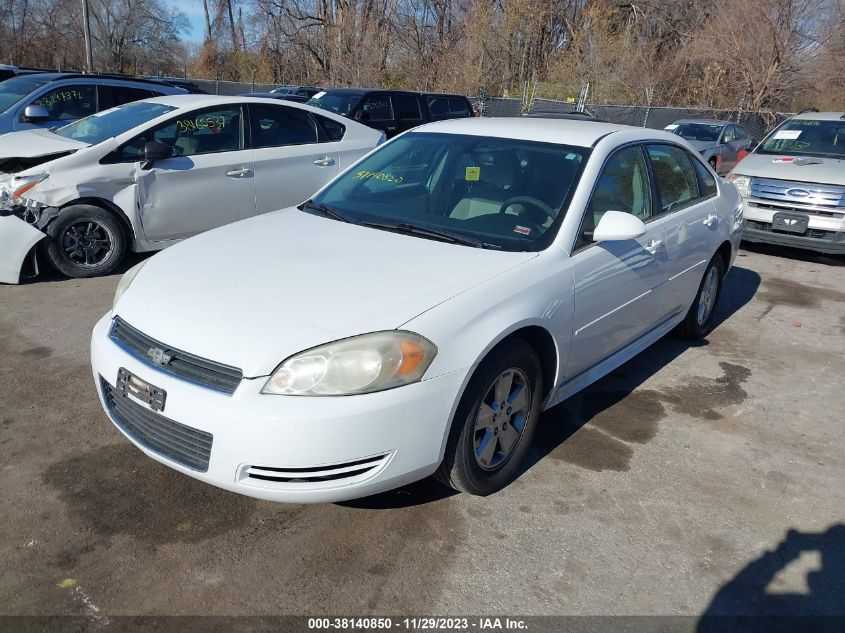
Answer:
435, 339, 543, 496
44, 205, 127, 278
678, 253, 725, 339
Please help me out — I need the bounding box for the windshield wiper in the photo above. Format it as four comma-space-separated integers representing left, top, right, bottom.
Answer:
361, 220, 498, 249
301, 199, 354, 224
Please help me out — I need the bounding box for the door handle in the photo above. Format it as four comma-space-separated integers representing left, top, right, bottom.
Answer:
644, 239, 663, 255
703, 213, 718, 227
226, 167, 252, 178
313, 156, 335, 167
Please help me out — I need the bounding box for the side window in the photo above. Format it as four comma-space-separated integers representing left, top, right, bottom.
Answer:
360, 95, 392, 121
722, 125, 736, 143
693, 159, 718, 198
448, 97, 470, 116
249, 103, 318, 148
646, 144, 702, 214
427, 96, 449, 118
393, 94, 422, 121
33, 85, 97, 120
115, 105, 243, 161
313, 113, 345, 142
110, 86, 156, 106
577, 146, 651, 247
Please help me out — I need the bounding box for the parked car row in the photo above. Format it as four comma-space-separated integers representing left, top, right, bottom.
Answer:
1, 74, 836, 505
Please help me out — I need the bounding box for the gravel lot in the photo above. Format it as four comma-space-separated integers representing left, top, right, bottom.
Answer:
1, 244, 843, 622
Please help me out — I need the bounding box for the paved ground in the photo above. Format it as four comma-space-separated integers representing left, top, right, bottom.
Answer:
1, 244, 843, 621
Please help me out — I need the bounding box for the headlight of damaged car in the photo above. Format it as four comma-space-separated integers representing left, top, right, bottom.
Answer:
262, 331, 437, 396
11, 173, 48, 202
726, 174, 750, 198
113, 259, 149, 310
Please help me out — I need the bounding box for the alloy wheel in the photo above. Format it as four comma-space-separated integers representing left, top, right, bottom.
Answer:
473, 368, 532, 470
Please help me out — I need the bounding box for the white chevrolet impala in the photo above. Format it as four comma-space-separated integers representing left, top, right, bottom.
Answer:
90, 118, 743, 502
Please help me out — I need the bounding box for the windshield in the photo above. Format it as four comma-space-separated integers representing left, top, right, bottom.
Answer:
310, 132, 589, 252
307, 91, 364, 116
54, 102, 177, 145
670, 123, 723, 142
758, 119, 845, 159
0, 75, 52, 113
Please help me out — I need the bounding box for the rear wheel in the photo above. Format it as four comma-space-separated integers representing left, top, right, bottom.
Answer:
678, 253, 725, 339
435, 340, 543, 495
44, 205, 126, 278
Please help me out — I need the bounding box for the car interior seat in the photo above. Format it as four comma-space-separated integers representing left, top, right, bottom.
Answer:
449, 151, 517, 220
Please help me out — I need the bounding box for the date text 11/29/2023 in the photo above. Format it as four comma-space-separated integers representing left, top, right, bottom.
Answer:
307, 618, 528, 630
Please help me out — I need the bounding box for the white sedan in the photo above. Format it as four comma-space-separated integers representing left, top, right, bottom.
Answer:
0, 95, 383, 282
91, 118, 743, 502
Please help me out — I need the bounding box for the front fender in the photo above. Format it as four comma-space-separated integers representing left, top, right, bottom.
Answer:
0, 215, 46, 284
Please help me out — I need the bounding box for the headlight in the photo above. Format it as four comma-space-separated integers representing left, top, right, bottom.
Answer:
11, 173, 48, 201
262, 331, 437, 396
726, 174, 750, 198
113, 259, 149, 310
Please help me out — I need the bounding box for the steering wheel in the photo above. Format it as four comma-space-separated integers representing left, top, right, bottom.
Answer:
498, 196, 556, 224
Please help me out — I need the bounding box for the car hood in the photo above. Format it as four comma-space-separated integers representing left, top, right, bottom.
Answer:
733, 153, 845, 186
685, 139, 717, 152
0, 128, 88, 175
115, 210, 537, 377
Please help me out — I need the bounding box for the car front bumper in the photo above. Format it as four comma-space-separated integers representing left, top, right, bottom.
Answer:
91, 313, 467, 503
741, 199, 845, 254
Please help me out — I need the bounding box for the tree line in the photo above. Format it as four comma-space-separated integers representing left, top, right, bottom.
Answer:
3, 0, 843, 111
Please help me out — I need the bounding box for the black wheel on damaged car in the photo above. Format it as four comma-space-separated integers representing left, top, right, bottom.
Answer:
678, 252, 726, 339
44, 204, 126, 278
435, 339, 543, 495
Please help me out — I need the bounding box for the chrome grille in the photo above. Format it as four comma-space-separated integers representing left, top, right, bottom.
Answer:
101, 377, 213, 471
750, 178, 845, 209
110, 317, 243, 394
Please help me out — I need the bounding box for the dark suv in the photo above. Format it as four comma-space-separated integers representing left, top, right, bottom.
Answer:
0, 73, 187, 136
306, 89, 474, 138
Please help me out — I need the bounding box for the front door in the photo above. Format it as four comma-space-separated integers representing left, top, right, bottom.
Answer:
357, 93, 396, 137
247, 102, 339, 214
131, 104, 256, 241
566, 145, 667, 379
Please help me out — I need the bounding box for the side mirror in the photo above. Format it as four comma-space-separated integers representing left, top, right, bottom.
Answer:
23, 104, 50, 122
592, 210, 647, 242
141, 141, 172, 170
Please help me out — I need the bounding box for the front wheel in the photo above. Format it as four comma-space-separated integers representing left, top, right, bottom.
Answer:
678, 253, 725, 339
44, 205, 126, 278
435, 340, 543, 495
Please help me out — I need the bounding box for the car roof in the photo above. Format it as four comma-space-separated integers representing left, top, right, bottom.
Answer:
671, 118, 730, 126
788, 111, 845, 121
7, 72, 185, 88
415, 117, 663, 147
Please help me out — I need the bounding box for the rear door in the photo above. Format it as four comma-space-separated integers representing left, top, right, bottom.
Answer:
248, 102, 340, 213
391, 93, 425, 134
646, 144, 720, 321
120, 103, 256, 241
566, 144, 667, 379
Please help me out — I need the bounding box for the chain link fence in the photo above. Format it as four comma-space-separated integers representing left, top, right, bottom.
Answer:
478, 97, 791, 142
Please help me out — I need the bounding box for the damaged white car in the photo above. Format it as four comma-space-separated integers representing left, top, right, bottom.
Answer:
0, 95, 384, 283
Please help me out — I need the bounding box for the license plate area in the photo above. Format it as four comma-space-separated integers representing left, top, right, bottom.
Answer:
117, 367, 166, 412
772, 212, 809, 234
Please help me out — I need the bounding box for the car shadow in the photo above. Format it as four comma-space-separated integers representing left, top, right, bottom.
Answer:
346, 265, 761, 509
521, 263, 761, 478
741, 240, 845, 267
697, 524, 845, 631
21, 249, 153, 285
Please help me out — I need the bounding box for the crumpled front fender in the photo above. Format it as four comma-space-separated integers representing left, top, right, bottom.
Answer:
0, 215, 46, 284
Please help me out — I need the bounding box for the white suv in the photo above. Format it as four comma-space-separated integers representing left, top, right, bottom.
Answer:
727, 111, 845, 255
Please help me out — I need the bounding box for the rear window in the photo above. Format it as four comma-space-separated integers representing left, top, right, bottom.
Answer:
427, 96, 449, 117
448, 97, 470, 116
